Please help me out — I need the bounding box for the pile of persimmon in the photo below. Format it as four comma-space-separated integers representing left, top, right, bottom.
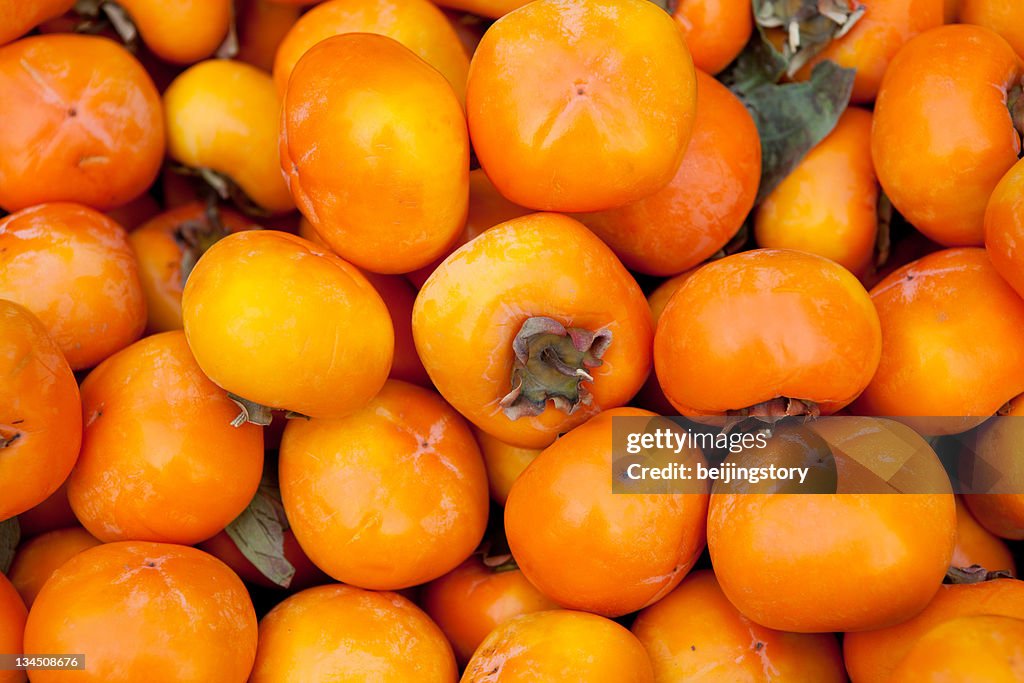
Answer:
3, 0, 1024, 681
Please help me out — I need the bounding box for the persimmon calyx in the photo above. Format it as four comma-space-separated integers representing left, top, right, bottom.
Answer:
1008, 80, 1024, 140
499, 316, 612, 420
174, 202, 233, 285
73, 1, 139, 47
728, 397, 820, 423
754, 0, 866, 77
227, 393, 273, 427
169, 164, 271, 218
946, 565, 1014, 584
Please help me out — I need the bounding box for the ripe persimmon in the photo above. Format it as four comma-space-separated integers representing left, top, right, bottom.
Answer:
236, 0, 301, 73
852, 249, 1024, 433
110, 0, 232, 64
0, 0, 74, 45
421, 556, 559, 665
68, 331, 264, 544
412, 213, 653, 448
279, 380, 489, 589
249, 584, 457, 682
755, 107, 877, 276
431, 0, 527, 19
462, 610, 654, 682
281, 33, 468, 273
962, 399, 1024, 540
654, 249, 881, 418
473, 428, 541, 505
466, 0, 697, 212
23, 542, 258, 683
272, 0, 469, 100
182, 230, 393, 419
672, 0, 752, 74
165, 60, 294, 215
8, 528, 101, 608
890, 615, 1024, 682
631, 570, 846, 682
872, 24, 1021, 245
0, 573, 26, 683
960, 0, 1024, 59
952, 497, 1016, 574
0, 300, 81, 522
578, 69, 760, 276
985, 157, 1024, 299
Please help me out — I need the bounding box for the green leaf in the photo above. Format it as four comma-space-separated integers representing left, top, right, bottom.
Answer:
224, 483, 296, 588
0, 517, 20, 575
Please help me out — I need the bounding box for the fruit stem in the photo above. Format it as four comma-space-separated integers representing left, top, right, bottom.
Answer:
227, 394, 273, 427
499, 317, 612, 420
946, 565, 1014, 584
727, 397, 820, 422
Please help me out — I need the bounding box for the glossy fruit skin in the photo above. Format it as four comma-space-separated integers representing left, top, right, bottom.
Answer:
844, 579, 1024, 683
952, 497, 1016, 573
673, 0, 752, 74
890, 615, 1024, 682
853, 249, 1024, 432
473, 428, 541, 505
280, 380, 489, 589
631, 570, 846, 682
872, 24, 1021, 246
755, 107, 877, 275
273, 0, 469, 100
985, 157, 1024, 299
68, 331, 264, 544
0, 0, 74, 45
466, 0, 697, 212
23, 542, 257, 683
0, 35, 162, 211
250, 584, 457, 682
0, 203, 146, 369
505, 408, 708, 617
0, 300, 81, 522
654, 249, 881, 417
129, 203, 258, 333
709, 418, 956, 633
116, 0, 231, 64
578, 70, 760, 276
198, 529, 329, 592
8, 528, 101, 608
962, 400, 1024, 540
282, 34, 468, 274
421, 556, 560, 665
413, 213, 653, 449
462, 610, 654, 682
236, 0, 301, 72
165, 60, 293, 215
960, 0, 1024, 58
182, 230, 394, 419
0, 573, 27, 683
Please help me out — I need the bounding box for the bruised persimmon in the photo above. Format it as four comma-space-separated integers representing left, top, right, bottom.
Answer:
412, 213, 653, 448
889, 615, 1024, 682
466, 0, 697, 212
654, 249, 881, 418
281, 33, 468, 273
0, 573, 26, 683
181, 230, 393, 419
8, 528, 100, 608
0, 301, 81, 522
0, 34, 163, 212
672, 0, 753, 75
578, 69, 760, 276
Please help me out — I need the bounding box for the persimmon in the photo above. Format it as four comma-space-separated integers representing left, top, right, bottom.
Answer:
108, 0, 232, 64
0, 573, 26, 683
578, 69, 760, 276
945, 0, 958, 20
960, 0, 1024, 59
952, 497, 1016, 574
872, 24, 1021, 245
890, 615, 1024, 682
15, 482, 76, 538
236, 0, 301, 73
462, 610, 654, 682
198, 529, 328, 592
279, 380, 488, 589
0, 34, 163, 212
631, 570, 847, 682
68, 331, 263, 544
466, 0, 697, 212
654, 249, 881, 418
0, 0, 74, 45
844, 578, 1024, 683
24, 542, 258, 683
406, 168, 533, 289
0, 300, 81, 522
129, 203, 259, 333
181, 230, 393, 419
755, 107, 877, 275
272, 0, 469, 100
421, 556, 559, 665
962, 400, 1024, 539
165, 60, 293, 215
282, 34, 468, 274
249, 584, 457, 682
986, 157, 1024, 299
709, 418, 956, 632
473, 428, 540, 505
852, 249, 1024, 433
8, 528, 101, 608
672, 0, 753, 74
104, 192, 160, 231
412, 213, 653, 448
0, 203, 146, 369
431, 0, 527, 19
505, 408, 708, 617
